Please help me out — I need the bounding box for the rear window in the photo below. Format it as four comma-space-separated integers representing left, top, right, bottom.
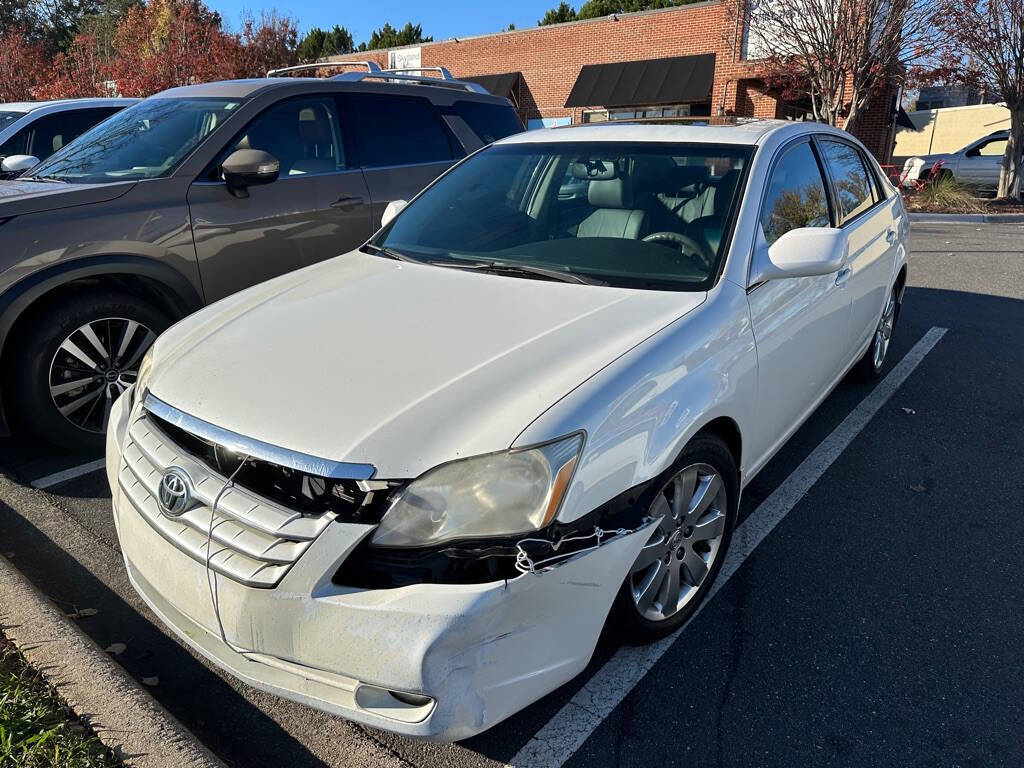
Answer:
450, 100, 523, 144
341, 93, 453, 168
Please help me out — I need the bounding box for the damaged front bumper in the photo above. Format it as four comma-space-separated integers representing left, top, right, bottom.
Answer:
106, 392, 650, 740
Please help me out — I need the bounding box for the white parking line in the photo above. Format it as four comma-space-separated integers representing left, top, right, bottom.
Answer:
508, 326, 949, 768
30, 459, 107, 490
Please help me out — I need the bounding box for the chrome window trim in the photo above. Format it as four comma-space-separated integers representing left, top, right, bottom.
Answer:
143, 393, 376, 480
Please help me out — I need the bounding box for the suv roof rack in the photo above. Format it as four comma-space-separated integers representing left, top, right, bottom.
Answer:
266, 61, 382, 77
331, 67, 489, 95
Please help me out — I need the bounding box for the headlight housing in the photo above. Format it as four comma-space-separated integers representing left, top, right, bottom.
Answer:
131, 345, 155, 408
371, 433, 584, 548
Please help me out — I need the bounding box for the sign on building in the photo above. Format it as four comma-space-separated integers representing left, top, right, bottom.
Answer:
389, 47, 422, 70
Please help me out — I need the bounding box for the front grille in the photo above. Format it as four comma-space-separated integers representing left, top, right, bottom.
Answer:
118, 411, 371, 588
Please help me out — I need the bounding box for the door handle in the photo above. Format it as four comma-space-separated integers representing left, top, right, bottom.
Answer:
835, 267, 852, 286
886, 230, 897, 244
330, 195, 365, 210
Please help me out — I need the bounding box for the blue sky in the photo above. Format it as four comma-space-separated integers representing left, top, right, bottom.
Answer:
213, 0, 564, 41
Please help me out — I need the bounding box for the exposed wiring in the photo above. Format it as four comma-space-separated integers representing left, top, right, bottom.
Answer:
513, 520, 652, 575
204, 454, 261, 658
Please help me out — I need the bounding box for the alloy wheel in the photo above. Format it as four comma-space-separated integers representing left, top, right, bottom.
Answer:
873, 289, 897, 371
48, 317, 155, 433
629, 462, 728, 622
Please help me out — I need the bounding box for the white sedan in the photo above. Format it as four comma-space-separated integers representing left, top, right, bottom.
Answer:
107, 120, 908, 740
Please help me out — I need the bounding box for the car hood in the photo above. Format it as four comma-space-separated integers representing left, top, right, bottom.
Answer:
149, 251, 705, 478
0, 179, 134, 217
906, 152, 953, 165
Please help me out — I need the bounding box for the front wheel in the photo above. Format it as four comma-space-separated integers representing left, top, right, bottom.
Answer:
12, 291, 170, 451
612, 434, 738, 643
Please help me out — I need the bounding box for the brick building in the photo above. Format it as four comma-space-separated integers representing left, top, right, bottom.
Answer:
329, 2, 898, 160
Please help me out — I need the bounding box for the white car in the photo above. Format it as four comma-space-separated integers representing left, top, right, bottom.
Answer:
901, 130, 1010, 193
107, 120, 908, 740
0, 98, 137, 177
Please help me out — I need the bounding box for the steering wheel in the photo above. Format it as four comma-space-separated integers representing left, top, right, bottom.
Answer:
641, 231, 711, 268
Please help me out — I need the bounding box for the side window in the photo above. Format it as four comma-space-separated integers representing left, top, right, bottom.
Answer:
449, 101, 522, 145
342, 94, 453, 168
35, 108, 123, 160
231, 97, 345, 177
819, 139, 875, 225
972, 137, 1008, 157
760, 141, 831, 245
0, 126, 29, 158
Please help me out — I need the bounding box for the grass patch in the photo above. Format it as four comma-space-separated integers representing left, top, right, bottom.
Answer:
0, 636, 120, 768
906, 174, 988, 214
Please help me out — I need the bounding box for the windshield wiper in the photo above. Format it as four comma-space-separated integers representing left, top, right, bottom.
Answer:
439, 259, 607, 286
361, 242, 418, 263
23, 175, 67, 183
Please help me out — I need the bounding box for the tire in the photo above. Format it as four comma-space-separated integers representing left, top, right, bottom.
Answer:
855, 283, 899, 380
611, 434, 739, 644
12, 291, 171, 451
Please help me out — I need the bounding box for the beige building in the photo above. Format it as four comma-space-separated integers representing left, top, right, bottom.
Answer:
893, 103, 1011, 161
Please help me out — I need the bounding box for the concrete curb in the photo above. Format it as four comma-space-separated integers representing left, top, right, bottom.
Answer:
910, 212, 1024, 223
0, 553, 226, 768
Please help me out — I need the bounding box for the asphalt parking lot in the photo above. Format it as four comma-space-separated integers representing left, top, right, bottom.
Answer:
1, 219, 1022, 768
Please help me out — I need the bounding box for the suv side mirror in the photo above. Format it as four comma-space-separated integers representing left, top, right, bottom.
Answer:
1, 154, 40, 174
749, 227, 849, 285
380, 199, 407, 228
965, 146, 981, 158
221, 149, 279, 197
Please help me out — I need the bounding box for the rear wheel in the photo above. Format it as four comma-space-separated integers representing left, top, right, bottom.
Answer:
13, 292, 170, 451
612, 434, 738, 643
856, 284, 899, 379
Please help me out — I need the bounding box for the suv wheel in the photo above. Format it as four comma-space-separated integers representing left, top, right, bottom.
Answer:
14, 292, 171, 451
612, 434, 738, 643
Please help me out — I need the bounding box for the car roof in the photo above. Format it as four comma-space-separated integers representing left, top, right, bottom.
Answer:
0, 98, 138, 113
152, 75, 503, 103
497, 120, 846, 147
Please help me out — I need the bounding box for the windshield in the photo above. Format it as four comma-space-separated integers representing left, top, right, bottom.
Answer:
372, 141, 751, 291
0, 111, 23, 134
27, 98, 241, 183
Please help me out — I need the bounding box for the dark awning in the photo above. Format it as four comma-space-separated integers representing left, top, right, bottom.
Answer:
896, 105, 917, 130
565, 53, 715, 108
462, 72, 521, 99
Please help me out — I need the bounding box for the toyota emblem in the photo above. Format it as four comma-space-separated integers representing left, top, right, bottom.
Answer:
158, 467, 194, 517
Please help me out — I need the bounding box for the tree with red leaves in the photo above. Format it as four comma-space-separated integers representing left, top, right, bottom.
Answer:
919, 0, 1023, 198
35, 33, 110, 98
232, 9, 298, 79
732, 0, 934, 131
105, 0, 237, 96
0, 26, 49, 102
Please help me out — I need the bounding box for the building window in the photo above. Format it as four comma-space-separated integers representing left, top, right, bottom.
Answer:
581, 104, 711, 123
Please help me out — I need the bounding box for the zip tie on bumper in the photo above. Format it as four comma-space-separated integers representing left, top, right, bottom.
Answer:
513, 522, 648, 575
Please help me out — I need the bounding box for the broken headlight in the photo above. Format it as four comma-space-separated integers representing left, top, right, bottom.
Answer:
370, 433, 584, 547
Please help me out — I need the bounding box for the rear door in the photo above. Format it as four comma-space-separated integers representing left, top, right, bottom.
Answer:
338, 92, 457, 230
817, 137, 897, 357
188, 94, 372, 303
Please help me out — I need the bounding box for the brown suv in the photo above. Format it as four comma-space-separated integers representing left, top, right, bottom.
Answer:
0, 67, 522, 448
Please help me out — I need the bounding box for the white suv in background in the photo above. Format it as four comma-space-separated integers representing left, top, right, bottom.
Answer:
107, 120, 908, 740
901, 130, 1012, 194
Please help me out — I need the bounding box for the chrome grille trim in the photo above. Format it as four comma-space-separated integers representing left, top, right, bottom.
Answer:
118, 411, 337, 588
144, 393, 376, 480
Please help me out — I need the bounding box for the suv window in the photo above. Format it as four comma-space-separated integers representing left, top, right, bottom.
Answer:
449, 100, 522, 144
760, 140, 831, 245
971, 136, 1008, 157
231, 97, 344, 177
819, 139, 875, 225
0, 108, 122, 162
342, 93, 453, 168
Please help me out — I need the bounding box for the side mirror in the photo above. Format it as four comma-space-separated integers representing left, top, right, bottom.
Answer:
965, 148, 980, 158
381, 199, 407, 228
749, 227, 848, 285
1, 154, 40, 174
221, 149, 279, 197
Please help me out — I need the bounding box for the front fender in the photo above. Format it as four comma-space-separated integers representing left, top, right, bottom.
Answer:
515, 279, 758, 525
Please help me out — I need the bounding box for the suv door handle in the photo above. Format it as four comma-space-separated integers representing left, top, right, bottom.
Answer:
331, 195, 365, 210
886, 230, 897, 244
835, 267, 852, 286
